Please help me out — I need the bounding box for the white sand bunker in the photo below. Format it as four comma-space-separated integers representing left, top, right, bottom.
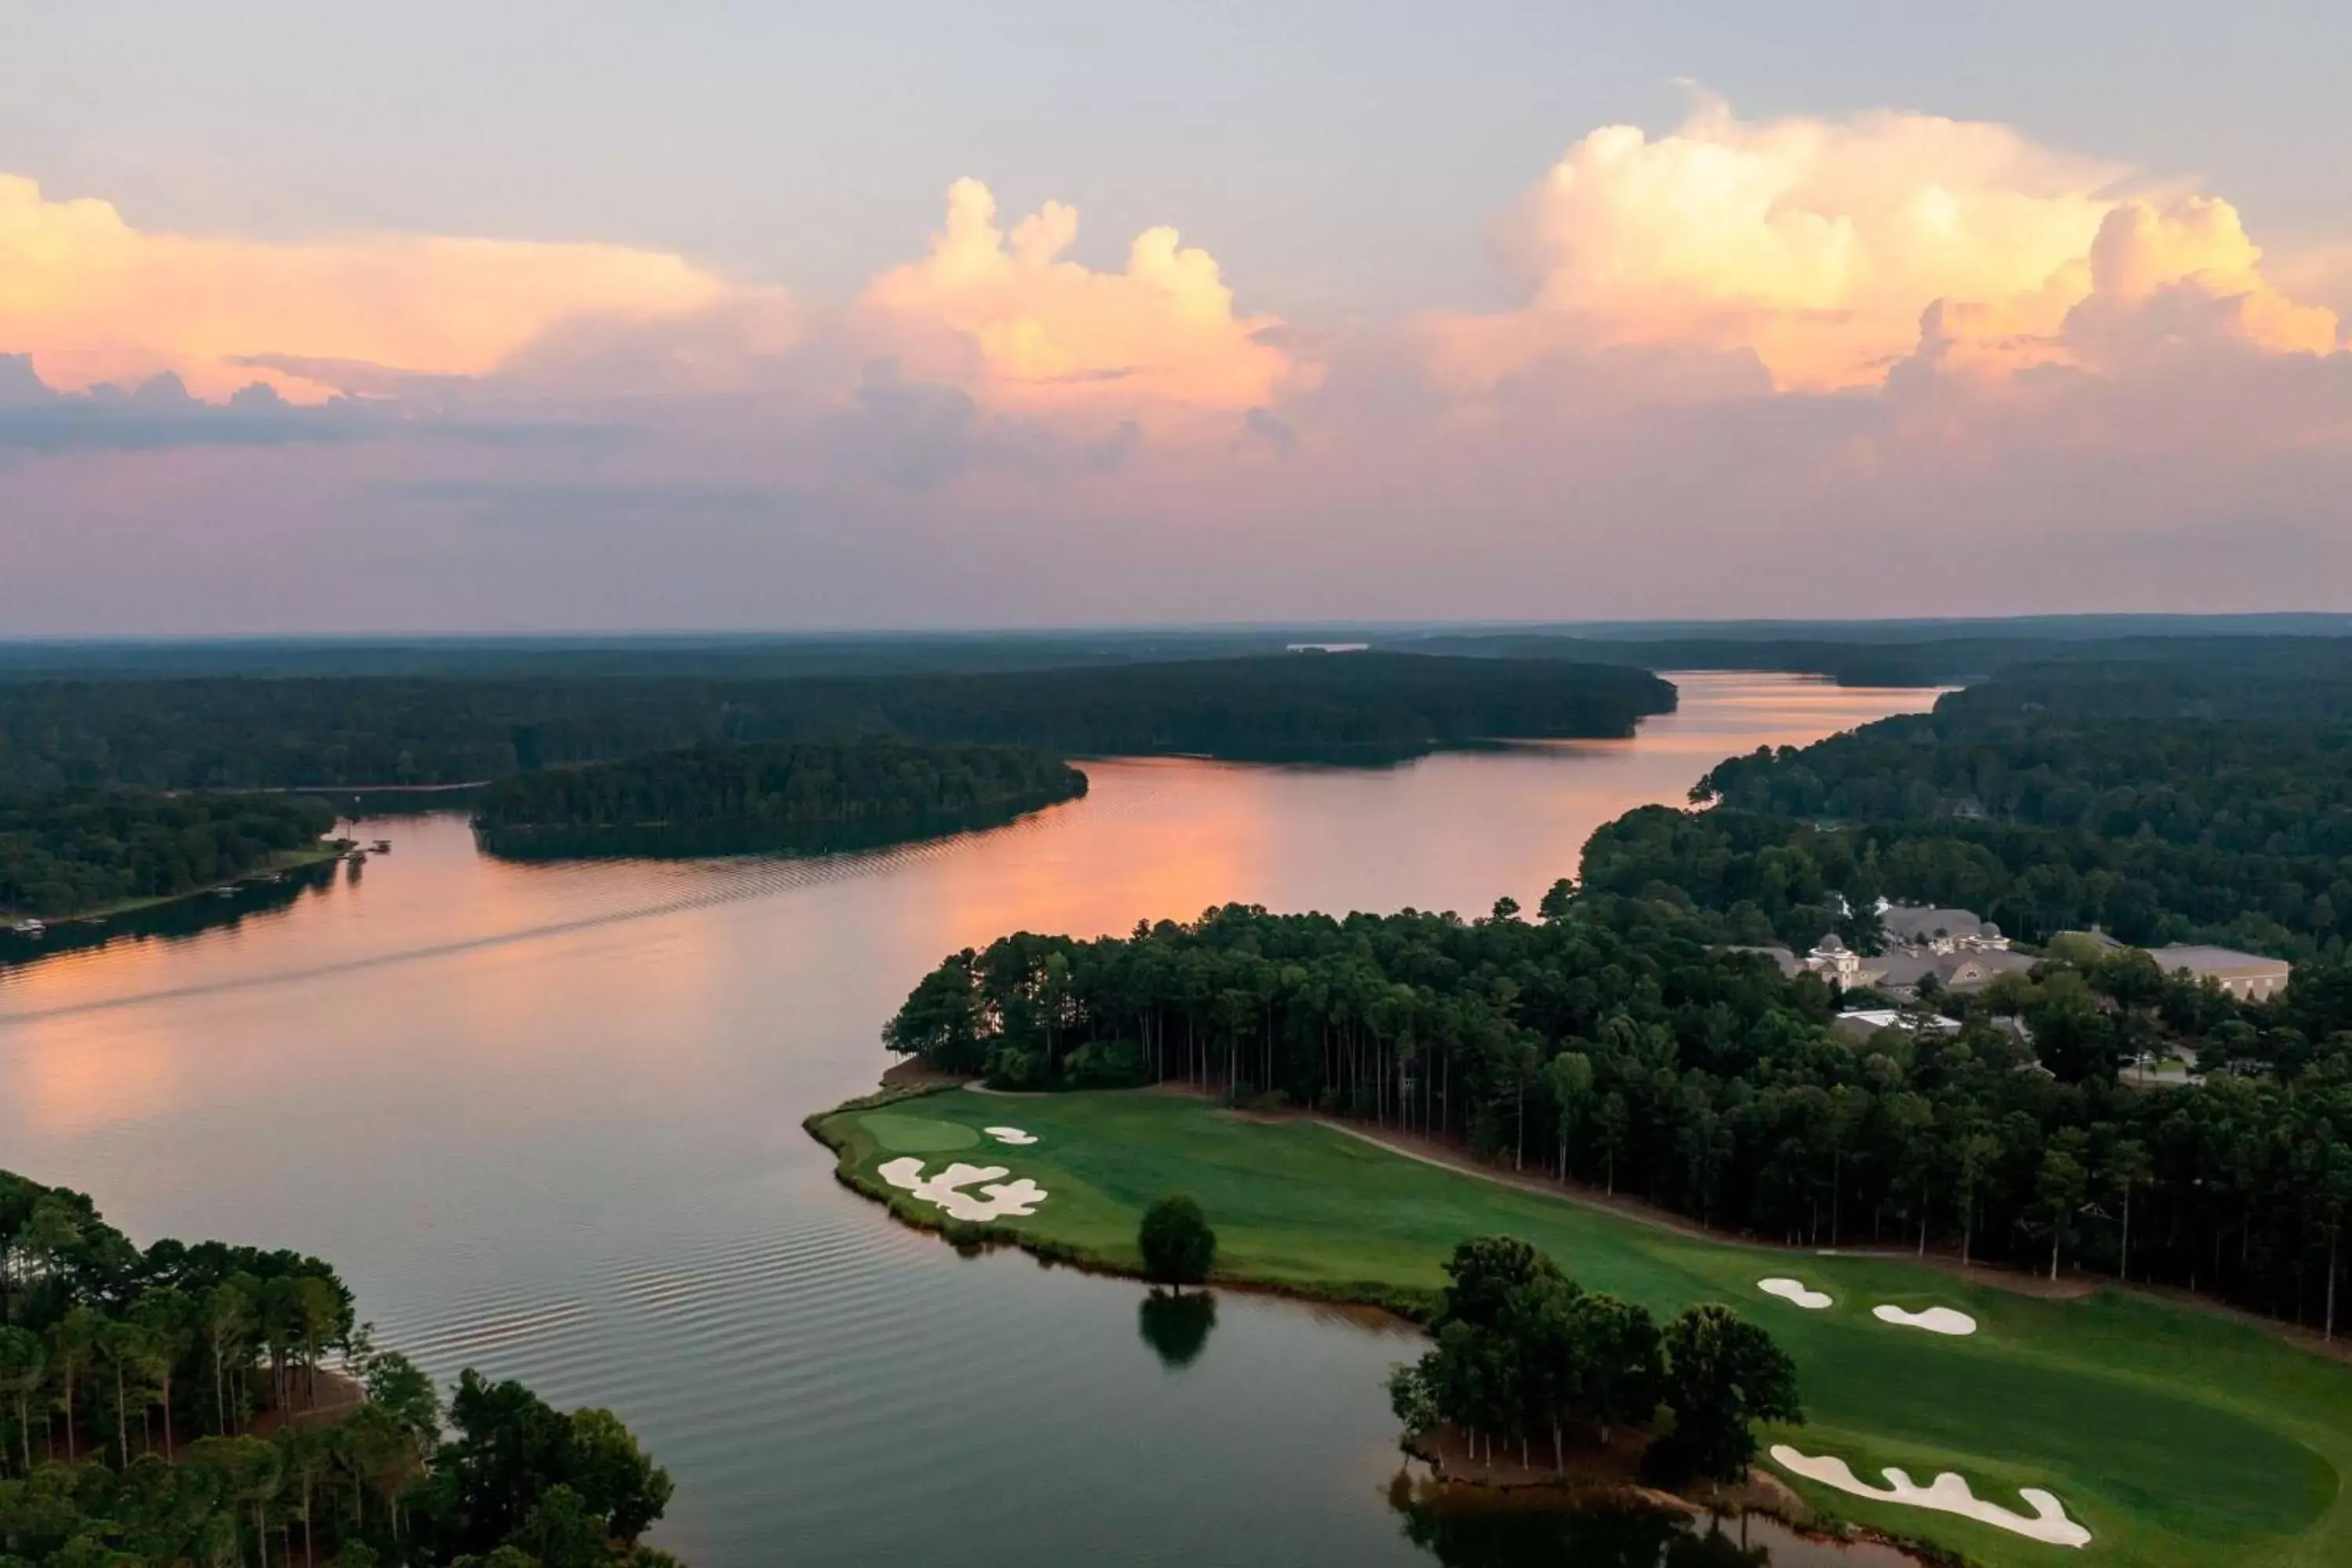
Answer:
1873, 1304, 1978, 1336
983, 1126, 1038, 1145
1769, 1445, 2090, 1548
877, 1156, 1048, 1221
1758, 1277, 1833, 1310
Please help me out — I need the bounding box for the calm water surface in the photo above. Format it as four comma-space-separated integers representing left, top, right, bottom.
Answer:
0, 673, 1932, 1566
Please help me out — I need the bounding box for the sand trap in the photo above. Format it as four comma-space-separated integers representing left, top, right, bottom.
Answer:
877, 1156, 1049, 1221
983, 1127, 1038, 1145
1758, 1277, 1833, 1309
1873, 1304, 1978, 1336
1769, 1445, 2089, 1548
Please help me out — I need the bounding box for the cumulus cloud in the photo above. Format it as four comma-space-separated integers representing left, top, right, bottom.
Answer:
0, 172, 739, 401
855, 179, 1295, 416
1442, 100, 2341, 397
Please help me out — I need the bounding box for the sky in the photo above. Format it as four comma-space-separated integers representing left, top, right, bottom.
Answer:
5, 2, 2352, 633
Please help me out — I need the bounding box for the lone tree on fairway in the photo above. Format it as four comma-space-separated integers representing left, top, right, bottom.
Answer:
1138, 1195, 1216, 1291
1655, 1304, 1802, 1483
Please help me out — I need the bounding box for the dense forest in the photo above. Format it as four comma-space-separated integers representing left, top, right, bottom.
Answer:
0, 655, 1674, 793
1936, 652, 2352, 722
883, 889, 2352, 1338
0, 632, 1289, 684
0, 793, 337, 922
0, 1171, 681, 1567
472, 739, 1087, 858
1404, 630, 2352, 697
1578, 669, 2352, 957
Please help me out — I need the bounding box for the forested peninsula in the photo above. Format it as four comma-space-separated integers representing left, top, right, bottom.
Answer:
0, 1170, 684, 1567
472, 739, 1087, 858
0, 792, 338, 923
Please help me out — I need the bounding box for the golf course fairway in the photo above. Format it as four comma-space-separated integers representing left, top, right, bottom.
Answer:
814, 1087, 2352, 1568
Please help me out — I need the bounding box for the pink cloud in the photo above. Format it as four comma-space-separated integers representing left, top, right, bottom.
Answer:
854, 179, 1300, 420
3, 106, 2351, 630
0, 174, 743, 402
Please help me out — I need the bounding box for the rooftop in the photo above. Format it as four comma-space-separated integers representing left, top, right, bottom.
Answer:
2147, 944, 2292, 975
1835, 1008, 1962, 1034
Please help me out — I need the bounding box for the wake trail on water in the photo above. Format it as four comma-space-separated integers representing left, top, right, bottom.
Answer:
0, 812, 1072, 1026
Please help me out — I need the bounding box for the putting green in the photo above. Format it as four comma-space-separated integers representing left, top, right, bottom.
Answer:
858, 1112, 982, 1153
817, 1087, 2352, 1568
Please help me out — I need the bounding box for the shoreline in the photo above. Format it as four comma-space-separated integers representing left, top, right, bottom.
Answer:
805, 1081, 1442, 1320
7, 840, 349, 929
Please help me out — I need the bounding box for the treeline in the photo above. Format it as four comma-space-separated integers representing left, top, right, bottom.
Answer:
1403, 631, 2352, 699
884, 895, 2352, 1334
0, 655, 1675, 794
0, 1171, 681, 1567
1, 792, 337, 921
0, 631, 1285, 684
473, 739, 1086, 858
1389, 1239, 1800, 1485
1940, 650, 2352, 722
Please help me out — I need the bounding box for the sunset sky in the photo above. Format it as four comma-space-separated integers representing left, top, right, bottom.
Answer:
5, 2, 2350, 633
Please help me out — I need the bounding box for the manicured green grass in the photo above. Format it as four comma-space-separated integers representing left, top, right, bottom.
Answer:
815, 1088, 2352, 1568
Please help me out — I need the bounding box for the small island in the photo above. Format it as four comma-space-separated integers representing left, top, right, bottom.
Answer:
470, 737, 1087, 858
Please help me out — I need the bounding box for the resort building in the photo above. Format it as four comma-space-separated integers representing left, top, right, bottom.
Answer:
1878, 903, 2011, 953
1798, 919, 2033, 997
1870, 948, 2036, 996
2146, 945, 2293, 1000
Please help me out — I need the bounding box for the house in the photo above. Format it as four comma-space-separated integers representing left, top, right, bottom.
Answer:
1878, 903, 2009, 953
2146, 945, 2292, 1001
1872, 947, 2035, 997
1799, 930, 2031, 996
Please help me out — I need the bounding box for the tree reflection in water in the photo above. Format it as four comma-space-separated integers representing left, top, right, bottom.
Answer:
1389, 1478, 1927, 1568
1137, 1288, 1218, 1368
1397, 1491, 1740, 1567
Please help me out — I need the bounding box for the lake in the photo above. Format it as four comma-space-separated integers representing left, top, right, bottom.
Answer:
0, 673, 1933, 1566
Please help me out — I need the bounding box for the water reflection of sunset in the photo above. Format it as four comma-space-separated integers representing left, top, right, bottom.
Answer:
0, 673, 1934, 1226
9, 1009, 187, 1138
